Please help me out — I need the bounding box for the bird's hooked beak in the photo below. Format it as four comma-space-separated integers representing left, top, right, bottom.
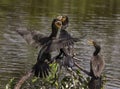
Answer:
88, 40, 94, 45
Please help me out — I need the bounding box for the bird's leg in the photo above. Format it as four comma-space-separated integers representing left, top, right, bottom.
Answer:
56, 49, 64, 59
49, 49, 63, 63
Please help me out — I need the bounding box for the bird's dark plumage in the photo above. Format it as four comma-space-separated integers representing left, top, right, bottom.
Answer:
16, 19, 62, 48
17, 16, 79, 77
55, 15, 79, 68
89, 40, 105, 78
32, 47, 51, 77
32, 19, 62, 78
88, 40, 105, 89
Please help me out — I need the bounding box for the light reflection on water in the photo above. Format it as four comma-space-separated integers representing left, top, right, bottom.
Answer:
0, 0, 120, 89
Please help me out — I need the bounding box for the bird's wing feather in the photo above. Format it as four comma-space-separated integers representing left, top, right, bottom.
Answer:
96, 56, 105, 77
91, 56, 105, 77
16, 28, 48, 48
45, 37, 78, 52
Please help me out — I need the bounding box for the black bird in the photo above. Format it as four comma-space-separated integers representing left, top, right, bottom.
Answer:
32, 19, 63, 78
88, 40, 105, 89
17, 18, 63, 78
88, 40, 105, 78
55, 15, 79, 67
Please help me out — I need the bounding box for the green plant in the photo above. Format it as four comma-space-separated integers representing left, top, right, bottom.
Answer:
5, 78, 16, 89
6, 63, 106, 89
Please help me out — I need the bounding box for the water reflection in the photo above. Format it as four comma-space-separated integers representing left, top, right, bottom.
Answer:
0, 0, 120, 89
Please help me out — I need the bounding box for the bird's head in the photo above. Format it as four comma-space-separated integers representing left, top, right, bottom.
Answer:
88, 40, 96, 46
57, 15, 69, 30
52, 19, 62, 30
88, 40, 101, 55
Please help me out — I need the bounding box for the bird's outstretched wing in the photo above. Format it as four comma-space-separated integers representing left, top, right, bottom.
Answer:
47, 30, 79, 51
16, 28, 50, 48
44, 36, 79, 53
60, 29, 79, 44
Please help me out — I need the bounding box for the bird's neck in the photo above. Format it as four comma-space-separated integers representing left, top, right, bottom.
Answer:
93, 45, 101, 56
49, 26, 60, 39
49, 29, 58, 38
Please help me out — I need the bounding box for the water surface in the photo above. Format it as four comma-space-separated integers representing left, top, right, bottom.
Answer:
0, 0, 120, 89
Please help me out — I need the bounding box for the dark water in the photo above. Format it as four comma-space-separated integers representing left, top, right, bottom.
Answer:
0, 0, 120, 89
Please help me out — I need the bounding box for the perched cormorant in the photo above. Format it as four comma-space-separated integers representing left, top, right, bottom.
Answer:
17, 18, 63, 78
88, 40, 105, 78
55, 15, 79, 67
88, 40, 105, 89
32, 19, 63, 78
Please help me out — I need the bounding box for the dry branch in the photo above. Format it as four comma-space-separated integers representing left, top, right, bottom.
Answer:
14, 71, 33, 89
74, 62, 91, 76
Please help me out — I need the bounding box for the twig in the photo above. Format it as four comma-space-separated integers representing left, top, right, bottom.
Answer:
14, 70, 33, 89
73, 57, 82, 62
74, 62, 91, 76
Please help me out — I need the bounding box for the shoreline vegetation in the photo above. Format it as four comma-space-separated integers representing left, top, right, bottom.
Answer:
6, 60, 106, 89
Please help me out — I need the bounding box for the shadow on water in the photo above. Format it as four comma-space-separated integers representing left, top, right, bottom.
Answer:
0, 0, 120, 88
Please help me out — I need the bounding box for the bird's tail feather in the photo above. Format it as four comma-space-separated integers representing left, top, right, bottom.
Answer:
32, 62, 50, 78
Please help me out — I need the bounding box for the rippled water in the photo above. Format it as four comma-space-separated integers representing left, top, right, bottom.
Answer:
0, 0, 120, 89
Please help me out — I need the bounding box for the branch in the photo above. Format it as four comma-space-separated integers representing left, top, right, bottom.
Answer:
73, 57, 82, 62
14, 70, 33, 89
74, 62, 91, 76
